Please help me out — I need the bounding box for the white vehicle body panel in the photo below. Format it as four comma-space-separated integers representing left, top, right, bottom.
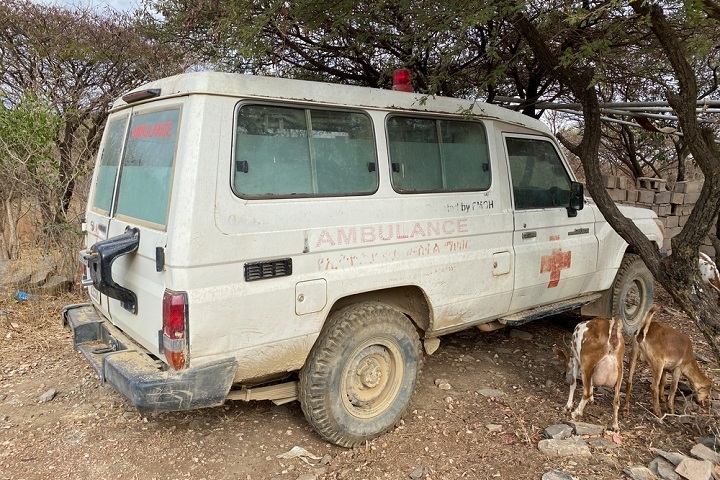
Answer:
81, 72, 663, 384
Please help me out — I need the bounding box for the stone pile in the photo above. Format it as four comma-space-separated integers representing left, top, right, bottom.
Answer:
539, 420, 720, 480
624, 441, 720, 480
0, 258, 72, 297
604, 176, 709, 255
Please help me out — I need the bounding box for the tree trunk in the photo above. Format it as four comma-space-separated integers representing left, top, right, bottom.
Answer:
3, 192, 20, 260
513, 4, 720, 364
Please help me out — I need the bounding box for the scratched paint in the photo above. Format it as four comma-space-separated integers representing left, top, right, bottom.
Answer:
540, 248, 572, 288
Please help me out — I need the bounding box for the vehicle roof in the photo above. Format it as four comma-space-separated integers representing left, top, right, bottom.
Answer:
115, 71, 550, 134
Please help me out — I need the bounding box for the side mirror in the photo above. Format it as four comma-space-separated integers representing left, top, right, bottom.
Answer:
568, 181, 584, 217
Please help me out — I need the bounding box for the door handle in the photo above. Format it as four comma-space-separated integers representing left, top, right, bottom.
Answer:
522, 231, 537, 239
568, 228, 590, 236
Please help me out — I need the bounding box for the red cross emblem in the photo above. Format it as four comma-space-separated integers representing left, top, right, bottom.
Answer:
540, 248, 572, 288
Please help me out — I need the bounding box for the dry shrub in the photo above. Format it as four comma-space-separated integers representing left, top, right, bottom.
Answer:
0, 292, 85, 363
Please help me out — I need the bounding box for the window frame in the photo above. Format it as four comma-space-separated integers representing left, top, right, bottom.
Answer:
504, 133, 574, 211
386, 113, 491, 194
90, 113, 130, 217
111, 103, 183, 230
231, 101, 379, 200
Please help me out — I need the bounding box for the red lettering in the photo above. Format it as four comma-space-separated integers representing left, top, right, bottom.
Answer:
426, 221, 440, 236
410, 222, 425, 238
378, 225, 394, 241
131, 122, 174, 139
316, 230, 335, 248
337, 228, 357, 245
396, 224, 408, 239
361, 226, 376, 243
442, 220, 455, 235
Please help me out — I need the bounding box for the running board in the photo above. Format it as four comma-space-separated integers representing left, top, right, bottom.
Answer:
499, 293, 602, 327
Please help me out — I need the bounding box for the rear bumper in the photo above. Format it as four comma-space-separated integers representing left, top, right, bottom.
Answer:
61, 303, 237, 413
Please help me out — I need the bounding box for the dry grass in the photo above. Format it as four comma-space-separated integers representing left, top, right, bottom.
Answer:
0, 291, 85, 361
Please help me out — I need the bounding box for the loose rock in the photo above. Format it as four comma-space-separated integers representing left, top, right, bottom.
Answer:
542, 470, 578, 480
537, 437, 591, 457
653, 449, 689, 466
649, 457, 681, 480
544, 424, 573, 440
587, 438, 620, 450
675, 457, 713, 480
476, 387, 505, 398
567, 421, 604, 436
39, 388, 57, 403
623, 465, 658, 480
691, 443, 720, 465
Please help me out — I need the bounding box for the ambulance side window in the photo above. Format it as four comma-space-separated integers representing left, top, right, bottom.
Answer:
233, 104, 377, 198
387, 116, 490, 193
507, 137, 571, 210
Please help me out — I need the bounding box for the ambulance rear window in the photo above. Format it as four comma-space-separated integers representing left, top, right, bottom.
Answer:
114, 108, 180, 226
92, 115, 128, 214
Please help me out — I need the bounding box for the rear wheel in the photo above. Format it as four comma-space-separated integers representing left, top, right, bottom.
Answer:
298, 302, 422, 447
612, 254, 654, 336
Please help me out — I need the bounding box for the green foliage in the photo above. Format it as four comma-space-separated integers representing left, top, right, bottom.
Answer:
0, 93, 61, 186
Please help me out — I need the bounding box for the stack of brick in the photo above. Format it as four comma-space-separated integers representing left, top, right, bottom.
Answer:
603, 175, 706, 254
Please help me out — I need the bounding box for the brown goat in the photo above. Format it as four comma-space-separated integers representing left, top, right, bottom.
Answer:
624, 305, 712, 417
554, 316, 625, 432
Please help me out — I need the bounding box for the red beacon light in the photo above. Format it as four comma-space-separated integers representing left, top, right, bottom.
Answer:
392, 69, 413, 92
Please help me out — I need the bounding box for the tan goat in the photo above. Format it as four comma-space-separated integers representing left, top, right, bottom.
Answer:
624, 304, 713, 417
554, 316, 625, 431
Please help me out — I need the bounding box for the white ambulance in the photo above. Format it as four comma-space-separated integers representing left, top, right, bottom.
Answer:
63, 71, 664, 447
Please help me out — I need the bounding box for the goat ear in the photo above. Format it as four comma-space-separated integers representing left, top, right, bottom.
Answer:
553, 346, 567, 360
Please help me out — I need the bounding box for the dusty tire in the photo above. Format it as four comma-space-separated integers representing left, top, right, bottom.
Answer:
298, 302, 422, 447
612, 254, 654, 336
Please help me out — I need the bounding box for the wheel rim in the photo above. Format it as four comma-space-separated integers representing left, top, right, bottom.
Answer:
622, 279, 645, 327
342, 339, 404, 419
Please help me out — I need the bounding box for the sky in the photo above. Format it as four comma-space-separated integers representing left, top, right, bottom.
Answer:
33, 0, 140, 12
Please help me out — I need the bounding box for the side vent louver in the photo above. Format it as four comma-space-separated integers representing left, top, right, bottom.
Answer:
244, 258, 292, 282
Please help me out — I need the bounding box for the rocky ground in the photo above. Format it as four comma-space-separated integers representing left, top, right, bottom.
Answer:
0, 287, 718, 480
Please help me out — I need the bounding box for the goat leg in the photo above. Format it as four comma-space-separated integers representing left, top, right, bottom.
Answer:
565, 377, 577, 411
667, 369, 682, 415
624, 341, 639, 416
612, 352, 623, 432
572, 371, 593, 419
650, 363, 664, 417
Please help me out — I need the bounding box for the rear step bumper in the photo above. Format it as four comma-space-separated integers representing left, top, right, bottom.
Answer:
61, 303, 237, 413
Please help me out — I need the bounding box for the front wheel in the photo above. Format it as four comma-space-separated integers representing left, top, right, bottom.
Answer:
299, 302, 422, 447
612, 253, 654, 336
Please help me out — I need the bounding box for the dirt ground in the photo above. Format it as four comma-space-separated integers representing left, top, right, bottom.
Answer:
1, 287, 718, 480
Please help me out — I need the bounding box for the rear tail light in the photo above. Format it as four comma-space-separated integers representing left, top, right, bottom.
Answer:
162, 290, 188, 370
392, 69, 413, 92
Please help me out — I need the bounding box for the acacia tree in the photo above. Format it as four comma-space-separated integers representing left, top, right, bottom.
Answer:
0, 94, 60, 259
146, 0, 567, 103
0, 0, 185, 252
507, 0, 720, 360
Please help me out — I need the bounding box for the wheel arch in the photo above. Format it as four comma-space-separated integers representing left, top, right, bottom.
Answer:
328, 286, 431, 334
